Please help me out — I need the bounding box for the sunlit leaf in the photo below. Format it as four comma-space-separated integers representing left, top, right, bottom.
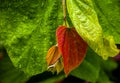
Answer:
92, 0, 120, 44
56, 26, 88, 75
0, 0, 63, 76
67, 0, 119, 59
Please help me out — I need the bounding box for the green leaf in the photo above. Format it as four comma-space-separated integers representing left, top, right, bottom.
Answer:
66, 0, 119, 60
96, 58, 118, 83
0, 53, 28, 83
0, 0, 63, 76
101, 58, 118, 72
92, 0, 120, 44
96, 70, 113, 83
69, 47, 118, 83
70, 48, 101, 82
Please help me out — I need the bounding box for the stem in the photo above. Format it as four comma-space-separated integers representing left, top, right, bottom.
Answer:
62, 0, 67, 26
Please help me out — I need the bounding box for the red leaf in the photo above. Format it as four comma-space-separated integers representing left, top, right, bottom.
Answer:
46, 45, 61, 66
56, 26, 88, 75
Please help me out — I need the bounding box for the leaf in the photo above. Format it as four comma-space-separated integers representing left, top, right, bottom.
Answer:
92, 0, 120, 44
56, 26, 88, 75
55, 58, 64, 74
46, 45, 61, 65
66, 0, 119, 59
101, 58, 118, 72
96, 70, 113, 83
46, 45, 63, 74
96, 58, 118, 83
71, 48, 101, 82
47, 57, 64, 74
0, 52, 28, 83
71, 47, 118, 82
0, 0, 63, 76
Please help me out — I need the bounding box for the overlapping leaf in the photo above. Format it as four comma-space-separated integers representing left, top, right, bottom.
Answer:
71, 47, 118, 82
56, 26, 88, 75
71, 48, 101, 82
92, 0, 120, 44
67, 0, 119, 59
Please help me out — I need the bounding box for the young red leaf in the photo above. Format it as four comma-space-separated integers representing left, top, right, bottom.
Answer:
46, 45, 61, 66
56, 26, 88, 75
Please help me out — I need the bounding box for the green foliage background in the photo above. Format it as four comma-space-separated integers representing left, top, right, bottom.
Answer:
0, 0, 63, 76
0, 0, 120, 83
